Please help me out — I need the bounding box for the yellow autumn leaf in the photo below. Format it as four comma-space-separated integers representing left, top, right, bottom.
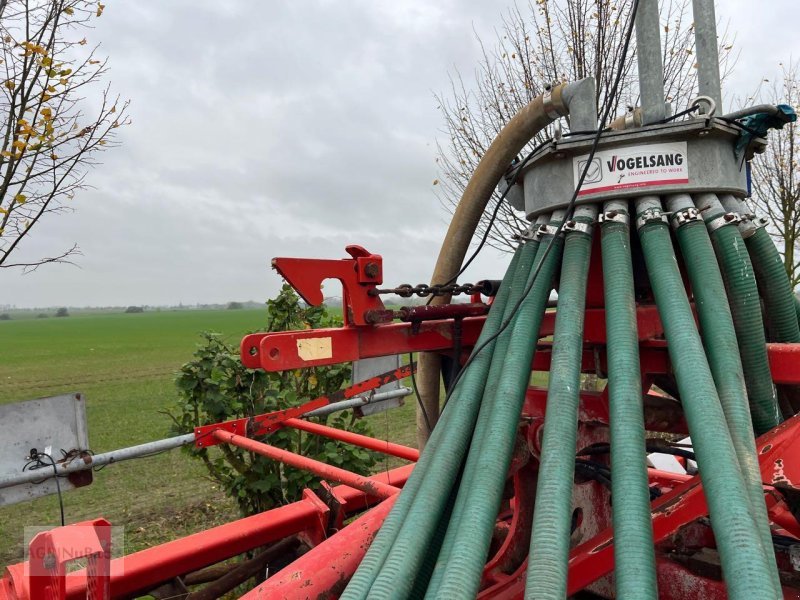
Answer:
4, 80, 14, 90
0, 151, 11, 158
79, 38, 87, 45
40, 107, 53, 120
64, 7, 74, 15
0, 229, 5, 237
50, 153, 58, 160
47, 85, 56, 93
41, 93, 51, 102
96, 3, 105, 17
11, 140, 26, 150
0, 207, 7, 214
14, 194, 26, 204
59, 78, 68, 86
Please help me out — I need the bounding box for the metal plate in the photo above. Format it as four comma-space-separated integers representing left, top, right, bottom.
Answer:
352, 355, 409, 416
520, 119, 752, 217
0, 392, 90, 506
352, 356, 401, 393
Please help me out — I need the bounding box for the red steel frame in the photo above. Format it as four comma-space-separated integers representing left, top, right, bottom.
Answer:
4, 245, 800, 600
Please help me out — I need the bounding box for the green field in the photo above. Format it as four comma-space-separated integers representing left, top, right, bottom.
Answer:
0, 309, 419, 569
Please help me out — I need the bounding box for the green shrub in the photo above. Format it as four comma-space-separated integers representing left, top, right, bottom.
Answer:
170, 285, 377, 515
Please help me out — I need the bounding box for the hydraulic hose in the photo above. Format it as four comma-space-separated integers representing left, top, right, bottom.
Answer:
429, 214, 565, 600
415, 79, 592, 448
524, 206, 596, 600
341, 247, 524, 600
636, 196, 776, 599
423, 217, 549, 597
694, 193, 781, 434
599, 199, 657, 599
666, 193, 780, 598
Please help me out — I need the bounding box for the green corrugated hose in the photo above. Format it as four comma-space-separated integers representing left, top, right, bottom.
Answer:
600, 204, 657, 599
423, 237, 543, 598
636, 199, 775, 599
745, 225, 800, 419
746, 226, 800, 344
524, 212, 595, 600
670, 207, 780, 599
696, 196, 781, 434
341, 247, 524, 600
429, 223, 564, 600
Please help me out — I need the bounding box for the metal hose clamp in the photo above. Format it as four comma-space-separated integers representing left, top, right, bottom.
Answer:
635, 208, 669, 230
598, 210, 630, 226
513, 224, 539, 242
706, 212, 741, 232
670, 207, 702, 230
562, 220, 593, 235
542, 84, 562, 120
533, 223, 563, 241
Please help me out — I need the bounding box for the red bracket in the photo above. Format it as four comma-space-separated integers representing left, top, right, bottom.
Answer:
272, 245, 386, 326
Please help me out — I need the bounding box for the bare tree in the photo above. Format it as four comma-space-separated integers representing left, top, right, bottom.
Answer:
0, 0, 129, 271
435, 0, 736, 252
748, 61, 800, 287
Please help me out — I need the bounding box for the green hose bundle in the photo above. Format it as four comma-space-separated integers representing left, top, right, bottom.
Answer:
636, 196, 776, 600
429, 219, 563, 599
694, 193, 781, 434
667, 193, 780, 598
341, 247, 525, 599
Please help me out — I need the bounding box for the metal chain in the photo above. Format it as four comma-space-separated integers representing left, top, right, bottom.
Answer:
369, 282, 482, 298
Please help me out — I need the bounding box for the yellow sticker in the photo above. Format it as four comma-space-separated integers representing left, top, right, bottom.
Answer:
296, 337, 333, 361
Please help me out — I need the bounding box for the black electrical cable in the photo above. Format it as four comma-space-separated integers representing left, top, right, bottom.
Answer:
577, 442, 697, 462
408, 353, 433, 433
24, 451, 65, 526
441, 0, 642, 410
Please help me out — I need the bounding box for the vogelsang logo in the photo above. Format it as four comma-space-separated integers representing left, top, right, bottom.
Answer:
607, 151, 684, 172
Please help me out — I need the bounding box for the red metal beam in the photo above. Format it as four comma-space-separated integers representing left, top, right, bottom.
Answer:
213, 431, 400, 499
0, 466, 414, 600
243, 496, 398, 599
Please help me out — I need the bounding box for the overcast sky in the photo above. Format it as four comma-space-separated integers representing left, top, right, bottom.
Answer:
2, 0, 798, 308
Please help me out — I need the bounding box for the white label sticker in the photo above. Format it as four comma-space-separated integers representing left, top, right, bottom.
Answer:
573, 141, 688, 197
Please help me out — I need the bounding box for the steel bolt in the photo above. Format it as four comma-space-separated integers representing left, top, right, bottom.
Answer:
364, 262, 379, 278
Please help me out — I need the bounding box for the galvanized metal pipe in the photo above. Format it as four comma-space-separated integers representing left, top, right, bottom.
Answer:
303, 388, 412, 418
0, 433, 196, 489
692, 0, 723, 112
634, 0, 667, 124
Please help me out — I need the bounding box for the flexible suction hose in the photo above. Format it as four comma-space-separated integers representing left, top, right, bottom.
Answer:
636, 196, 775, 599
341, 247, 524, 600
524, 206, 597, 600
423, 221, 547, 597
415, 81, 588, 448
666, 193, 780, 598
430, 214, 564, 599
694, 193, 781, 434
600, 199, 657, 599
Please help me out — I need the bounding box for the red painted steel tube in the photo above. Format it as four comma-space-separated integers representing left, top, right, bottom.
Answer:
282, 418, 419, 462
213, 430, 400, 499
243, 495, 398, 599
